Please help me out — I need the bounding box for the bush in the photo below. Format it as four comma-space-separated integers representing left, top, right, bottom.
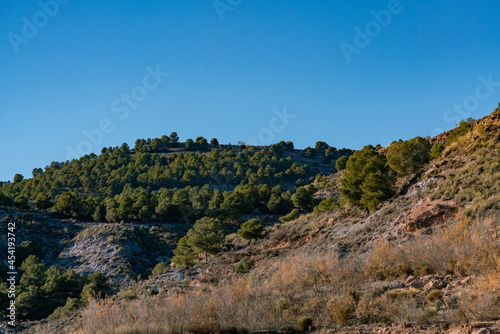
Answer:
48, 298, 81, 320
34, 193, 53, 210
335, 155, 349, 171
237, 219, 264, 240
386, 136, 431, 177
147, 288, 159, 297
152, 262, 168, 276
233, 257, 254, 274
426, 290, 443, 305
430, 143, 444, 160
297, 316, 313, 331
447, 118, 475, 144
279, 209, 300, 223
313, 197, 340, 214
328, 296, 355, 325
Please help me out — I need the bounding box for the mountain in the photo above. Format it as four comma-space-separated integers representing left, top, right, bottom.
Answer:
1, 106, 499, 333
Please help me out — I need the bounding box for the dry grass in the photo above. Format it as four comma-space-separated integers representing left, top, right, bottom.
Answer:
52, 251, 364, 333
35, 217, 499, 333
366, 216, 500, 279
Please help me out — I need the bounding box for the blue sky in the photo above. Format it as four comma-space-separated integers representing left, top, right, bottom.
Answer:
1, 0, 499, 181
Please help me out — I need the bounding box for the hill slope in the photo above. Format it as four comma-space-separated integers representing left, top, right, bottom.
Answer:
2, 107, 499, 333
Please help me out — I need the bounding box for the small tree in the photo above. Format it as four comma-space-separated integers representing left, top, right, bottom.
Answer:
313, 197, 340, 214
340, 145, 394, 211
151, 262, 168, 276
20, 255, 47, 289
34, 193, 53, 210
14, 195, 29, 210
179, 217, 227, 262
304, 147, 317, 158
185, 138, 195, 150
335, 155, 349, 171
210, 138, 219, 146
237, 219, 264, 240
386, 136, 431, 177
53, 192, 84, 218
171, 236, 197, 266
315, 141, 329, 153
293, 186, 316, 211
430, 143, 444, 160
169, 132, 179, 145
279, 208, 300, 223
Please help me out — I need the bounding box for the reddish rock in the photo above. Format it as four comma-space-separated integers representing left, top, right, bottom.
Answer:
405, 199, 457, 232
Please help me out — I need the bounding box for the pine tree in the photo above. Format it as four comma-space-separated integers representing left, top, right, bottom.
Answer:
171, 236, 198, 266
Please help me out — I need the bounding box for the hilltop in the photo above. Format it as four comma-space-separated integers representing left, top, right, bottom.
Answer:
1, 106, 499, 333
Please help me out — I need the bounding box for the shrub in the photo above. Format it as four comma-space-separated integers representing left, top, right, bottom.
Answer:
335, 155, 349, 171
430, 143, 444, 160
457, 272, 500, 320
237, 219, 264, 240
447, 118, 475, 144
152, 262, 168, 276
386, 136, 431, 177
147, 288, 159, 297
48, 298, 81, 320
426, 290, 443, 305
328, 295, 355, 325
279, 209, 300, 223
233, 257, 255, 274
297, 316, 313, 331
313, 197, 340, 214
424, 308, 437, 318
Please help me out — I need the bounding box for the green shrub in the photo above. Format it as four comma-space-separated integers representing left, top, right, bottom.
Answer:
313, 197, 340, 214
335, 155, 349, 171
387, 136, 431, 177
297, 316, 313, 331
237, 219, 264, 240
424, 308, 438, 318
279, 209, 300, 223
48, 298, 81, 320
426, 289, 443, 305
447, 118, 475, 144
151, 262, 168, 276
430, 143, 444, 160
233, 257, 254, 274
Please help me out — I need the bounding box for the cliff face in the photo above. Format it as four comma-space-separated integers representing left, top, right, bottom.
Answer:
0, 211, 190, 289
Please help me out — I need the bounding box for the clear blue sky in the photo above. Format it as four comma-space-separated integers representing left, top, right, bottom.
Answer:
1, 0, 499, 181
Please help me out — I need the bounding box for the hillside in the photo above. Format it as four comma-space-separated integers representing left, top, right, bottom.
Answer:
1, 106, 499, 333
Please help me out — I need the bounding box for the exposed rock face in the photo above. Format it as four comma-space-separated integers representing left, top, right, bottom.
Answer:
404, 199, 457, 232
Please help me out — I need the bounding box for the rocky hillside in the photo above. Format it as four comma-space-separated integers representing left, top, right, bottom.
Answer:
8, 107, 500, 333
